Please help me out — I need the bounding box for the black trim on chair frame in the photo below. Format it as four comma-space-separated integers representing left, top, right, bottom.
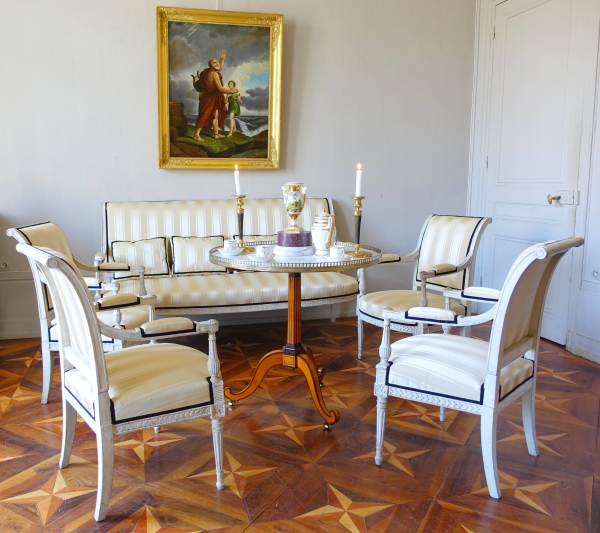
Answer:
139, 324, 197, 338
109, 376, 214, 425
97, 297, 141, 311
403, 310, 459, 324
460, 290, 499, 302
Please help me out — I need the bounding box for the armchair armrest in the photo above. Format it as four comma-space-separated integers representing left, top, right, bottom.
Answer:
380, 254, 401, 263
383, 304, 497, 328
95, 293, 140, 310
98, 318, 219, 342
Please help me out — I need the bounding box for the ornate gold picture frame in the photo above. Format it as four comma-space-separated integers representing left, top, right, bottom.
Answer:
157, 7, 283, 169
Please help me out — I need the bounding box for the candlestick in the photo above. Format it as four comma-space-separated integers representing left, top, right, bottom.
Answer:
234, 165, 241, 196
234, 194, 252, 252
346, 195, 372, 258
355, 164, 362, 197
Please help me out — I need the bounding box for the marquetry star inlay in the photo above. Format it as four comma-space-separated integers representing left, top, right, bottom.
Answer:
0, 385, 40, 414
308, 330, 354, 347
220, 338, 262, 355
255, 413, 321, 446
296, 483, 392, 533
534, 393, 592, 428
189, 452, 275, 498
354, 441, 430, 477
128, 506, 202, 533
391, 401, 458, 430
5, 351, 43, 368
537, 365, 578, 384
318, 382, 369, 410
1, 469, 96, 525
115, 429, 184, 463
498, 421, 567, 456
471, 470, 557, 515
340, 359, 376, 378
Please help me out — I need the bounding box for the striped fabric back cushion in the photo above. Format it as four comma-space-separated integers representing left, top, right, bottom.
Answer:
417, 216, 483, 290
103, 198, 331, 255
111, 238, 169, 279
171, 236, 226, 274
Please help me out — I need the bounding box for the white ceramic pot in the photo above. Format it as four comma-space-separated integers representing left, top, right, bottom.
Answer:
311, 213, 335, 256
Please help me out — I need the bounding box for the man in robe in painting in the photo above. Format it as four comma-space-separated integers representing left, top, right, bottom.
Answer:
191, 50, 236, 142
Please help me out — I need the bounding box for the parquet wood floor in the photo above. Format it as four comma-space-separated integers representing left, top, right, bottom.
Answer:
0, 319, 598, 532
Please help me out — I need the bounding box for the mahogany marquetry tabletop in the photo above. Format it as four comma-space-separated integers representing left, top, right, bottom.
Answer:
210, 242, 382, 427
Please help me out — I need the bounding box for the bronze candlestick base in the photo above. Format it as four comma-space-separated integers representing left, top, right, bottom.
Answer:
346, 196, 372, 258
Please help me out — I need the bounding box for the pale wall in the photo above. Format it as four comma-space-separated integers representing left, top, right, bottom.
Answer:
0, 0, 476, 338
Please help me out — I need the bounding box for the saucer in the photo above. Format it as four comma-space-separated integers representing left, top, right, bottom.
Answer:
248, 253, 275, 263
220, 248, 243, 257
324, 254, 349, 261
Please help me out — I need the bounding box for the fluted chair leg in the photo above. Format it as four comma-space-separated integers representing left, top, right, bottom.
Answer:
357, 315, 364, 360
211, 418, 225, 490
374, 395, 388, 466
439, 407, 446, 422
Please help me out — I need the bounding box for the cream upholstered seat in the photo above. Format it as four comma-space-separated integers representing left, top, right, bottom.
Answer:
7, 222, 155, 404
16, 243, 225, 522
118, 271, 358, 310
356, 215, 491, 359
373, 237, 584, 499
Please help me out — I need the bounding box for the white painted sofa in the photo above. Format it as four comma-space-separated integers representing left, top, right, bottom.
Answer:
99, 199, 359, 318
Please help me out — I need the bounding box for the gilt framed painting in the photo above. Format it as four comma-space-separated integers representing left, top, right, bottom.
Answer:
157, 7, 283, 169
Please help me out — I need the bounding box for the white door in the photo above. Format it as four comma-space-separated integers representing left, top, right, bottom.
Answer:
481, 0, 597, 343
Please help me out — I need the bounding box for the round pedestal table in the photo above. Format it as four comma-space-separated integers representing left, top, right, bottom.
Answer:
209, 242, 382, 427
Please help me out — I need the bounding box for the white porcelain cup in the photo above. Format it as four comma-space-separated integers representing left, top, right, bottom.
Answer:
329, 245, 345, 259
255, 244, 271, 257
224, 239, 239, 251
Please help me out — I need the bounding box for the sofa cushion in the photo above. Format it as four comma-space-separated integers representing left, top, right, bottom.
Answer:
171, 236, 226, 275
117, 271, 358, 309
236, 234, 277, 244
111, 237, 169, 279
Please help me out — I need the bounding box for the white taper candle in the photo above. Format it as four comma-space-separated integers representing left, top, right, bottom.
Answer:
355, 164, 362, 197
234, 164, 241, 195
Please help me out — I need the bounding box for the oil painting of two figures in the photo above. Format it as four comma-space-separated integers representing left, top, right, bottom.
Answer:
165, 15, 277, 166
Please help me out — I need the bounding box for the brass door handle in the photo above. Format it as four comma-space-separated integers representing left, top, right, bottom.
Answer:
547, 194, 561, 204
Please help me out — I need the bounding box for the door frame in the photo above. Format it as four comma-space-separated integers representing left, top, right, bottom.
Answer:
466, 0, 600, 349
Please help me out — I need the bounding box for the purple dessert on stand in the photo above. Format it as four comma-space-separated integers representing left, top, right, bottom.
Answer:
277, 230, 312, 248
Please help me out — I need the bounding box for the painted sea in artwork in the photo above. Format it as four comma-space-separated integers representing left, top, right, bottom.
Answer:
168, 21, 271, 159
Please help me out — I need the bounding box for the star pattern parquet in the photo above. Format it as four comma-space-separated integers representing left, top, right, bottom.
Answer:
0, 319, 598, 532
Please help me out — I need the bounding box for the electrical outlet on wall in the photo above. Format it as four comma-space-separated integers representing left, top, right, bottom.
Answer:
0, 262, 10, 271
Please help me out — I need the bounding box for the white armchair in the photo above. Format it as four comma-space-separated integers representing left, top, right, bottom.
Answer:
7, 222, 155, 404
356, 215, 492, 358
17, 243, 225, 522
373, 237, 584, 499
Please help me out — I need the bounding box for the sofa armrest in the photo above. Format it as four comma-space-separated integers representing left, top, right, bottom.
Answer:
98, 318, 218, 342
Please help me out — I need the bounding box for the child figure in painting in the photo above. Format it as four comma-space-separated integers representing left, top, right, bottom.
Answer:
226, 81, 242, 137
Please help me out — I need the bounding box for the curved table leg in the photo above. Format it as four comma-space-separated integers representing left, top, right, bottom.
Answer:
297, 349, 339, 425
224, 349, 284, 402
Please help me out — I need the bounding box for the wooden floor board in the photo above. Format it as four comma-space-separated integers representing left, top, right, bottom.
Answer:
0, 319, 598, 532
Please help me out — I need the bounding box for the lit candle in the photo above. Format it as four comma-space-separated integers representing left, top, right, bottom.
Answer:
355, 163, 362, 197
234, 164, 241, 195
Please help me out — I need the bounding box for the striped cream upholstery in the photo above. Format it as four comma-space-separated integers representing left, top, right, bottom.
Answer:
171, 236, 226, 274
112, 238, 169, 279
17, 222, 76, 269
117, 271, 358, 309
240, 234, 277, 244
417, 215, 484, 290
359, 291, 465, 324
387, 335, 534, 403
63, 343, 212, 423
103, 199, 331, 251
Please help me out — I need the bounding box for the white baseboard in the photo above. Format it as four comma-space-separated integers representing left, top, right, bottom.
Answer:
566, 331, 600, 364
0, 317, 40, 340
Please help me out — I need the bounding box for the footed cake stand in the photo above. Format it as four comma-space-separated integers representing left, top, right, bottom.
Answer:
209, 242, 382, 427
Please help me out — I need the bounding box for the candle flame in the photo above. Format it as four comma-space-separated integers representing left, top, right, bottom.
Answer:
357, 163, 362, 170
235, 164, 238, 171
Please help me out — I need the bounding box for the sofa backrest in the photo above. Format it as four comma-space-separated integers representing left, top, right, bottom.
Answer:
102, 198, 333, 259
